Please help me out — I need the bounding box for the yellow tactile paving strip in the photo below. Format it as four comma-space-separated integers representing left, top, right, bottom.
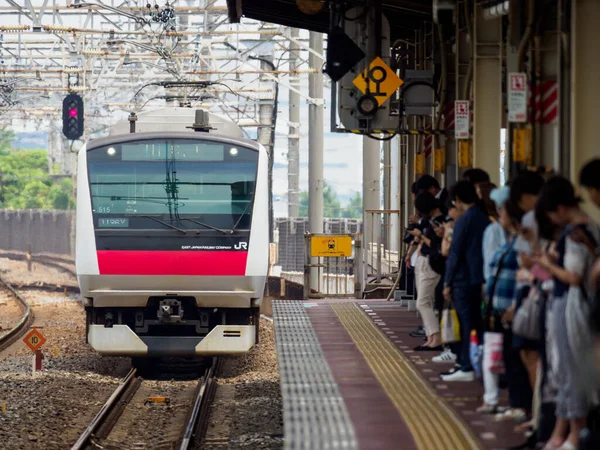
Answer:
331, 302, 483, 450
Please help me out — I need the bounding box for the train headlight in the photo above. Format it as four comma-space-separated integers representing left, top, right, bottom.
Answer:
229, 147, 238, 156
107, 147, 116, 156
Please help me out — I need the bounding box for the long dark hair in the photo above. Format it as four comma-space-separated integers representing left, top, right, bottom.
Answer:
477, 182, 498, 220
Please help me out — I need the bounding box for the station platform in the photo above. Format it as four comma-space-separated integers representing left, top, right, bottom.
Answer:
273, 299, 528, 450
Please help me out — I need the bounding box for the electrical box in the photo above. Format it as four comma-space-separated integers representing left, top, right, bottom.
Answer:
402, 70, 436, 116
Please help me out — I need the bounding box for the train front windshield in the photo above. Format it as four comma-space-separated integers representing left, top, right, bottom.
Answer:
87, 138, 258, 230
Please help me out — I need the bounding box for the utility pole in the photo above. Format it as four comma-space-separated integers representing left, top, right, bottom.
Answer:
308, 31, 324, 292
362, 7, 382, 266
287, 28, 300, 218
256, 53, 276, 242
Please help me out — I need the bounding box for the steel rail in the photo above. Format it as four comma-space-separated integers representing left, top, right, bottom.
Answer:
0, 276, 34, 353
179, 358, 217, 450
70, 368, 138, 450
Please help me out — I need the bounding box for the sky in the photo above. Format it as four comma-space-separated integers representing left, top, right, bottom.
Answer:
270, 80, 364, 217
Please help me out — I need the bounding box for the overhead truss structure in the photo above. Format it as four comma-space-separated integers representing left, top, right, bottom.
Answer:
0, 0, 323, 143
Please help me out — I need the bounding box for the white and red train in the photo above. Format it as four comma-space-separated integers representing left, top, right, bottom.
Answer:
75, 108, 269, 357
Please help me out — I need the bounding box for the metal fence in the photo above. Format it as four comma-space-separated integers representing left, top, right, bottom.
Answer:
0, 209, 73, 256
275, 218, 363, 272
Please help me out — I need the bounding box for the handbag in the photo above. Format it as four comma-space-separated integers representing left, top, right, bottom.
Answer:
483, 331, 505, 373
565, 225, 598, 356
512, 283, 543, 340
441, 307, 460, 344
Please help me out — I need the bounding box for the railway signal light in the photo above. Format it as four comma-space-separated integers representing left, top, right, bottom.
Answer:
62, 93, 84, 140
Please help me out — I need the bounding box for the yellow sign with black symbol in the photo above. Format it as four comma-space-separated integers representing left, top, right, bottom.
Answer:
352, 57, 404, 106
310, 235, 353, 257
434, 147, 446, 172
513, 127, 532, 164
458, 140, 472, 168
415, 153, 425, 175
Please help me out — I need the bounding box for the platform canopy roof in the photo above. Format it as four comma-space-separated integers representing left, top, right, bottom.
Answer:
225, 0, 432, 40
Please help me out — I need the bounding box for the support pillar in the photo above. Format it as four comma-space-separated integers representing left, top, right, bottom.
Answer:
570, 0, 600, 222
287, 28, 300, 218
382, 140, 391, 248
390, 137, 400, 252
256, 55, 275, 242
363, 135, 381, 278
308, 31, 324, 291
452, 1, 471, 183
473, 3, 502, 185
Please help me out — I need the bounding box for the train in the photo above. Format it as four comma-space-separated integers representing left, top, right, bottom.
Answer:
75, 107, 269, 357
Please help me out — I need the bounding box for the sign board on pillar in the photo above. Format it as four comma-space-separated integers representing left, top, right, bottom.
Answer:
352, 57, 404, 107
23, 329, 46, 353
454, 101, 470, 139
414, 153, 425, 175
458, 140, 472, 168
434, 147, 446, 172
310, 235, 353, 257
513, 127, 532, 164
508, 73, 528, 123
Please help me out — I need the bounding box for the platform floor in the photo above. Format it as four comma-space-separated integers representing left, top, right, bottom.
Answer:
273, 299, 529, 450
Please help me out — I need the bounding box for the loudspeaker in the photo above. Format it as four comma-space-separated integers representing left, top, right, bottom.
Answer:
324, 27, 365, 82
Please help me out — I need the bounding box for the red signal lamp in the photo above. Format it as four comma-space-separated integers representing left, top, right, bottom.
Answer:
69, 108, 78, 117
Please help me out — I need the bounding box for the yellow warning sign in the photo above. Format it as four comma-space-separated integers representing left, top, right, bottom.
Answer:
513, 127, 532, 164
458, 140, 472, 169
352, 57, 403, 106
434, 147, 446, 172
415, 153, 425, 175
310, 235, 352, 257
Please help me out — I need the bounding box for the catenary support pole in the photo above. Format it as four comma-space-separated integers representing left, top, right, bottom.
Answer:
308, 31, 324, 293
288, 27, 300, 218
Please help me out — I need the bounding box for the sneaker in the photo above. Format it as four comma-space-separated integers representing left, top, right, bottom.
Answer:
441, 369, 475, 382
494, 408, 527, 423
409, 326, 426, 338
432, 348, 457, 363
439, 364, 460, 376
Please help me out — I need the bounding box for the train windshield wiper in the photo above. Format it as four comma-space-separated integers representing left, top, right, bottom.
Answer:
139, 215, 187, 234
230, 197, 254, 234
170, 218, 229, 235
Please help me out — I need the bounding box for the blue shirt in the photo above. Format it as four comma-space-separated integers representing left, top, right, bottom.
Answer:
483, 221, 506, 281
486, 237, 519, 311
444, 205, 491, 287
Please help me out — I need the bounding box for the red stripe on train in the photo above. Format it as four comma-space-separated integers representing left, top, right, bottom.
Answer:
96, 250, 248, 276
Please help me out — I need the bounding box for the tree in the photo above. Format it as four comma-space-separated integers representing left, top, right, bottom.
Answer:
341, 191, 362, 219
0, 148, 73, 210
0, 128, 14, 155
298, 181, 342, 218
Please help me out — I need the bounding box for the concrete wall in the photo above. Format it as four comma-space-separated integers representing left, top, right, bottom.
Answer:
0, 209, 73, 256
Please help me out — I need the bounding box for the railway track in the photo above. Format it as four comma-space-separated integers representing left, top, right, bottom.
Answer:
0, 251, 76, 278
71, 358, 218, 450
0, 276, 34, 353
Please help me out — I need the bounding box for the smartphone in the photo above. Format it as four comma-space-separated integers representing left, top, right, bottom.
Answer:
531, 264, 552, 282
430, 219, 442, 228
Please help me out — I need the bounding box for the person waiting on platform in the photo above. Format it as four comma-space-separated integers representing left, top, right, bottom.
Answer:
407, 192, 446, 351
463, 168, 491, 190
532, 177, 600, 450
415, 174, 449, 215
441, 181, 491, 382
